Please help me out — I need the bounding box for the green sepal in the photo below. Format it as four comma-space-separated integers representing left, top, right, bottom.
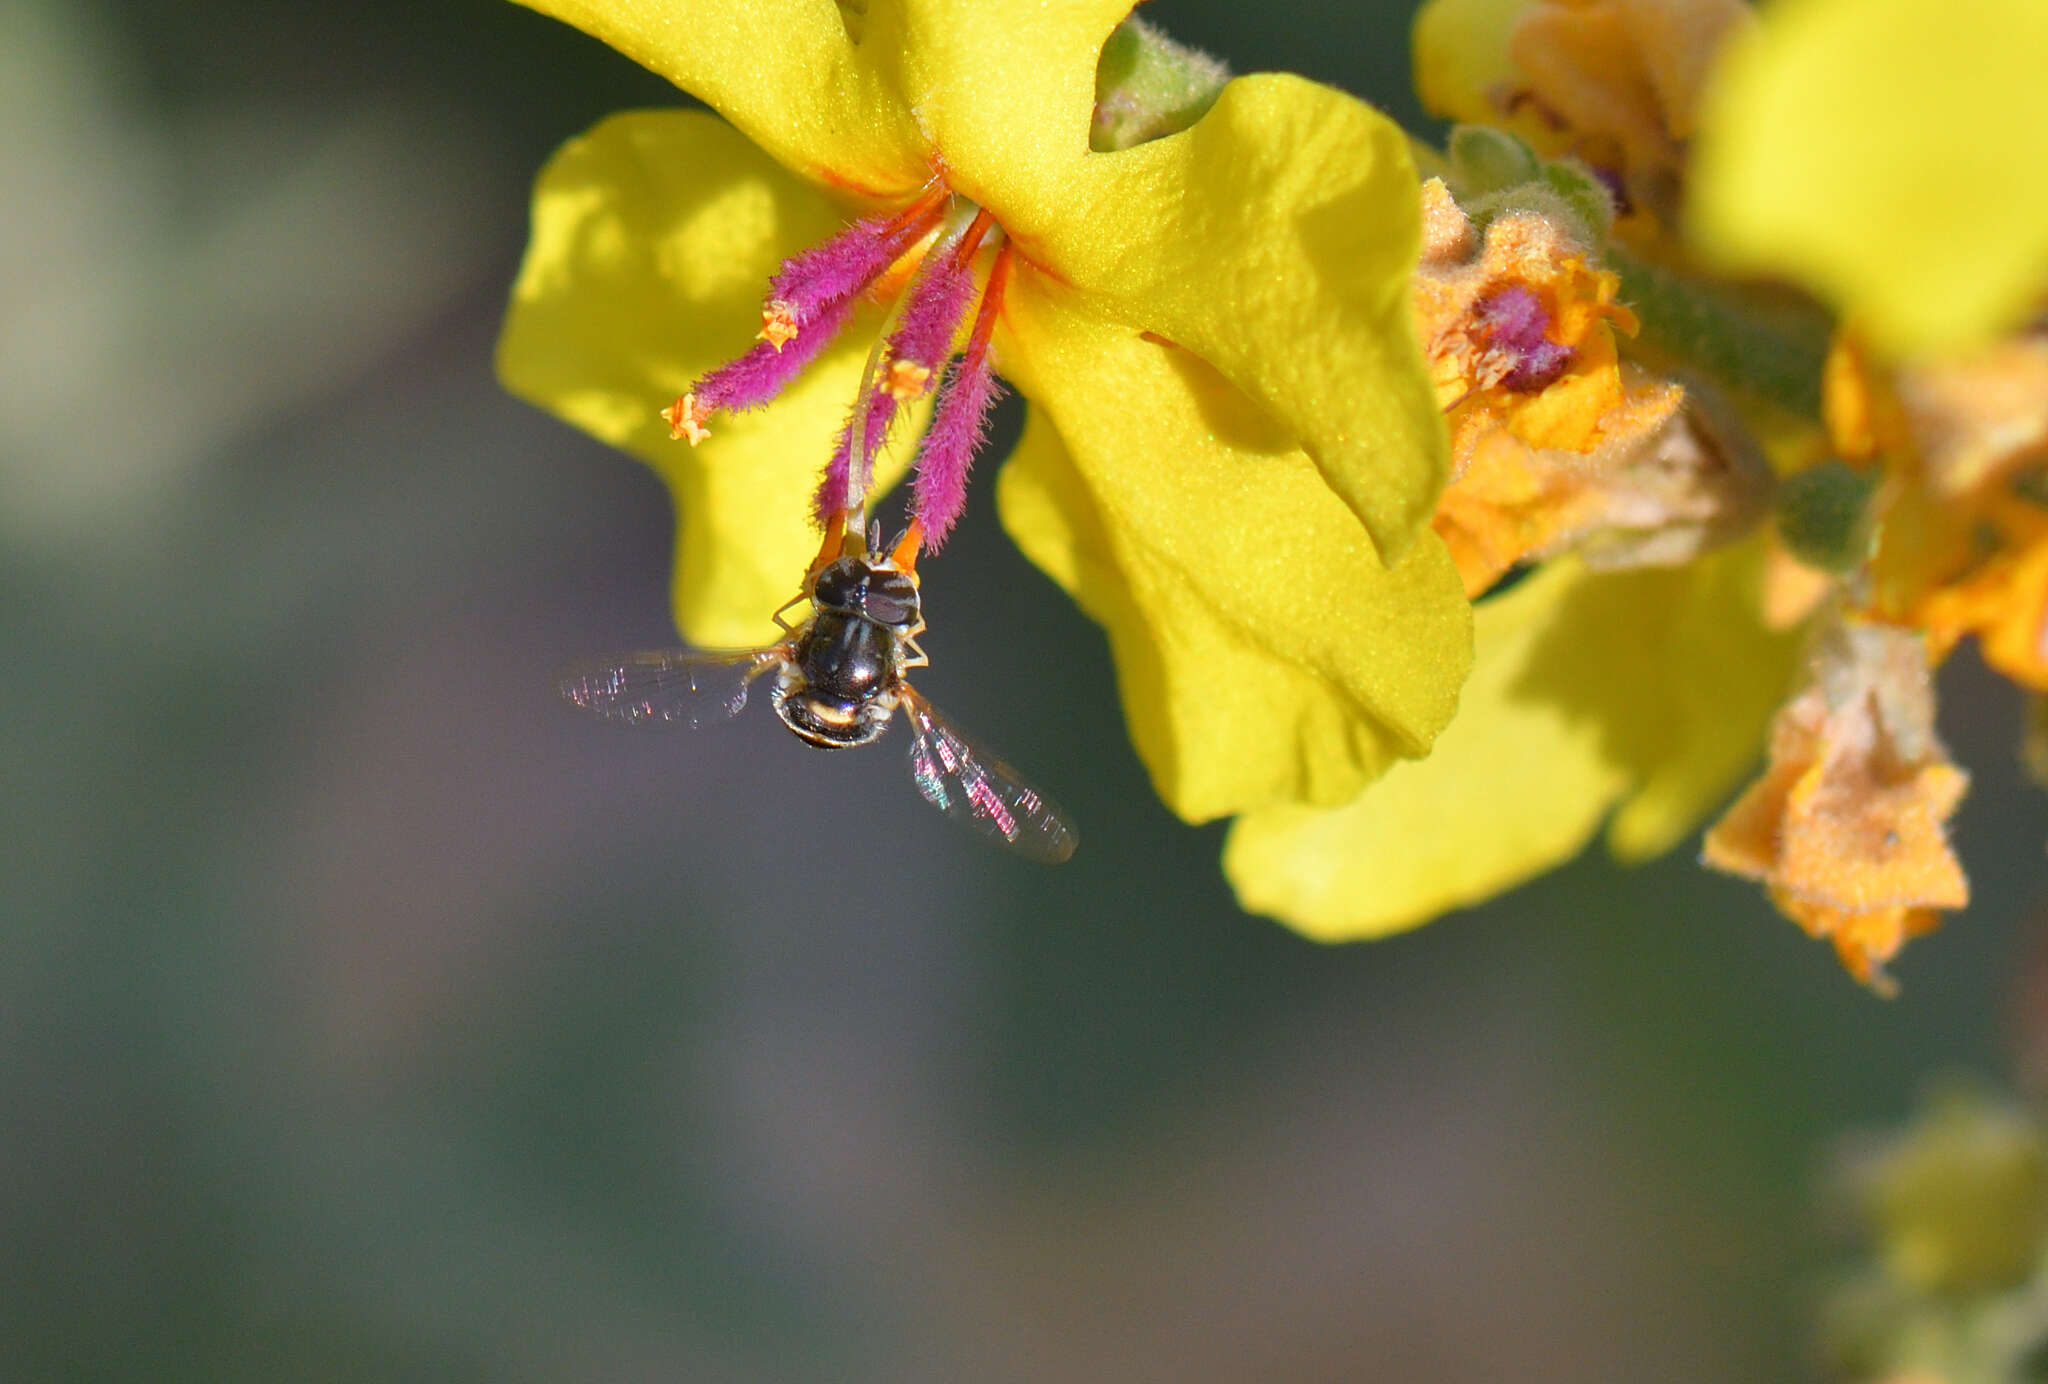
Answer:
1091, 15, 1229, 153
1539, 159, 1615, 245
1466, 185, 1603, 255
1441, 125, 1612, 250
1776, 458, 1878, 572
1446, 123, 1540, 194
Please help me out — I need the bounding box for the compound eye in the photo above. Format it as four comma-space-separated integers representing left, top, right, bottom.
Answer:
810, 561, 862, 611
863, 592, 913, 625
862, 572, 918, 625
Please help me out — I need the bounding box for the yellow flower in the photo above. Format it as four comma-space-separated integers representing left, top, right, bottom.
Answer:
1689, 0, 2048, 357
1411, 179, 1760, 597
1415, 180, 1648, 462
497, 0, 1472, 820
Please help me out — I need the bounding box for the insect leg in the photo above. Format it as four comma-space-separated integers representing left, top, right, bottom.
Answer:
900, 616, 930, 670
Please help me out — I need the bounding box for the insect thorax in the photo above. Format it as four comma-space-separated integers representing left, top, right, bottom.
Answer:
770, 605, 904, 749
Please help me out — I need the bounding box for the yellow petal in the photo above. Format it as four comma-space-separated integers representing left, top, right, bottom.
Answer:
1222, 544, 1797, 939
1412, 0, 1537, 125
509, 0, 927, 198
881, 0, 1132, 221
995, 278, 1473, 822
1223, 562, 1628, 939
1035, 75, 1448, 560
1604, 540, 1801, 859
1689, 0, 2048, 356
496, 111, 918, 647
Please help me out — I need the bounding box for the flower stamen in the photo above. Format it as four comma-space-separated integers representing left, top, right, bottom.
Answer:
664, 189, 952, 444
953, 207, 998, 266
654, 180, 1019, 557
816, 208, 988, 524
912, 243, 1015, 552
771, 181, 947, 318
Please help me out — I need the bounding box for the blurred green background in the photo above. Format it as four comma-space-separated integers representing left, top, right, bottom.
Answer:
5, 0, 2045, 1378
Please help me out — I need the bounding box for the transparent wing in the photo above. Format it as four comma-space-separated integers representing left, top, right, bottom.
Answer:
555, 648, 781, 729
901, 687, 1078, 864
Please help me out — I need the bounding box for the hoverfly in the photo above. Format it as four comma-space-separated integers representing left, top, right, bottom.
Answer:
556, 520, 1078, 864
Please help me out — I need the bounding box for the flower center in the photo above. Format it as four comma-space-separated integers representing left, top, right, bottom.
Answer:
660, 186, 1016, 555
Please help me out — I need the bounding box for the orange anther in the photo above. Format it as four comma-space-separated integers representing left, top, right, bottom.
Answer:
884, 358, 934, 400
759, 300, 799, 352
660, 393, 711, 445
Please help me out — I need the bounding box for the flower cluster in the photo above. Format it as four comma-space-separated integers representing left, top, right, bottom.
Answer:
500, 0, 2048, 990
1226, 0, 2048, 992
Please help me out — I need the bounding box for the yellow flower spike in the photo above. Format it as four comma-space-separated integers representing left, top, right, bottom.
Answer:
501, 4, 1472, 821
997, 284, 1471, 821
498, 112, 923, 647
1225, 544, 1797, 938
1690, 0, 2048, 357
